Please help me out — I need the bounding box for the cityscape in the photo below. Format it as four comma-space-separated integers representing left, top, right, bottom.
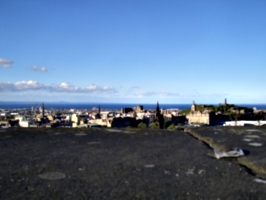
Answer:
1, 0, 266, 198
1, 99, 266, 128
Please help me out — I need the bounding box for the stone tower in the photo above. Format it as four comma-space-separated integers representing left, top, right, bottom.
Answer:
42, 103, 44, 118
156, 102, 160, 118
191, 101, 196, 112
156, 102, 164, 129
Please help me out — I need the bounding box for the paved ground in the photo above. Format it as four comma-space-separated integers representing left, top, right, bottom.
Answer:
1, 127, 266, 199
184, 126, 266, 178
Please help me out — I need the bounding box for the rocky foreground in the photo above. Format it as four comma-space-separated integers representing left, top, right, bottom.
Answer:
1, 127, 266, 199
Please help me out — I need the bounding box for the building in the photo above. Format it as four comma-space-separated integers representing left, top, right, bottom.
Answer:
219, 98, 228, 106
155, 102, 164, 129
186, 101, 215, 125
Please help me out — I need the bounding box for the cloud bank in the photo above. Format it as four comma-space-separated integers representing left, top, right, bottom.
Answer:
0, 81, 117, 93
135, 91, 182, 97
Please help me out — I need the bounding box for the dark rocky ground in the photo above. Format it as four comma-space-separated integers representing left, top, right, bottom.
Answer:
185, 126, 266, 178
1, 127, 266, 200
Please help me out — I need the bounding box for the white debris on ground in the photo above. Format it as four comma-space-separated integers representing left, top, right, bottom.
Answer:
254, 178, 266, 184
243, 138, 253, 142
164, 170, 170, 175
214, 148, 245, 159
144, 164, 155, 168
198, 169, 205, 175
185, 168, 194, 175
246, 129, 262, 132
243, 134, 261, 143
78, 166, 86, 171
245, 135, 261, 138
38, 172, 66, 180
105, 129, 135, 134
75, 132, 87, 136
248, 143, 263, 147
105, 129, 122, 132
88, 141, 101, 145
123, 130, 136, 134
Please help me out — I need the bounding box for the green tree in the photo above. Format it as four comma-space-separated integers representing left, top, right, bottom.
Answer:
149, 122, 158, 129
179, 109, 191, 115
167, 123, 176, 130
164, 120, 172, 129
138, 122, 147, 128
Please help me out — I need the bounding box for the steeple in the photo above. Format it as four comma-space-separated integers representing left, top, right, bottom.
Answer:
155, 101, 164, 129
98, 105, 101, 114
191, 101, 196, 112
156, 101, 160, 117
42, 103, 44, 118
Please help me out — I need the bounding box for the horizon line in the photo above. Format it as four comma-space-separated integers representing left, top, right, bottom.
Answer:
0, 101, 265, 105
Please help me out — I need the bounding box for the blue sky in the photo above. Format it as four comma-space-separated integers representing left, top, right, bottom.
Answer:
0, 0, 265, 104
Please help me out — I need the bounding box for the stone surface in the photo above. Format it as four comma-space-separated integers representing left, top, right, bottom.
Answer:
185, 126, 266, 177
38, 172, 66, 180
75, 132, 87, 136
1, 127, 266, 199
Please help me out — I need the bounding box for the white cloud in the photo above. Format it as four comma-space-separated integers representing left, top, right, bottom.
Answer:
130, 86, 140, 90
60, 82, 69, 88
40, 67, 48, 72
30, 66, 38, 71
135, 91, 182, 97
50, 83, 116, 93
3, 64, 10, 68
0, 80, 45, 92
14, 81, 45, 91
0, 58, 12, 68
86, 85, 97, 90
0, 58, 12, 64
0, 81, 117, 94
186, 93, 228, 98
29, 66, 48, 72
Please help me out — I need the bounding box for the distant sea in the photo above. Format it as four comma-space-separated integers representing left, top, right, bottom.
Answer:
0, 102, 266, 110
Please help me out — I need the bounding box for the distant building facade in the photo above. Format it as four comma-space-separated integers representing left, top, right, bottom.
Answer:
186, 101, 215, 125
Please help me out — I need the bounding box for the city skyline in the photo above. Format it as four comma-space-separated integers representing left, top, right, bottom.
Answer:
0, 0, 265, 104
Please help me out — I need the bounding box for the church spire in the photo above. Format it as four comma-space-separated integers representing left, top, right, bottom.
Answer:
191, 101, 196, 112
156, 101, 160, 117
